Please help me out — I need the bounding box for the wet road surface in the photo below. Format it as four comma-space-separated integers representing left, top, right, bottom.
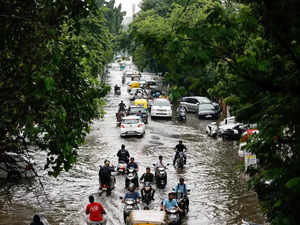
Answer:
0, 63, 264, 225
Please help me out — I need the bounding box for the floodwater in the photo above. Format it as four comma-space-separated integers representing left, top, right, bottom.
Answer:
0, 63, 265, 225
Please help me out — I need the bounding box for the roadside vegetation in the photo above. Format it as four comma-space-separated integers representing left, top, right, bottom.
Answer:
122, 0, 300, 224
0, 0, 125, 177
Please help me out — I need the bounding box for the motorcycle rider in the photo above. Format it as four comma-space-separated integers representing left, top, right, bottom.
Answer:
127, 157, 139, 187
161, 192, 182, 212
119, 100, 126, 112
173, 140, 187, 166
155, 155, 166, 176
86, 195, 106, 225
99, 160, 115, 195
140, 167, 155, 201
123, 183, 140, 203
117, 144, 130, 164
114, 84, 120, 93
174, 178, 189, 207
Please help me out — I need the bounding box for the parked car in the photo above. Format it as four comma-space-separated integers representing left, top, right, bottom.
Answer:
0, 152, 35, 179
120, 116, 145, 137
180, 96, 218, 113
198, 103, 220, 119
127, 105, 149, 124
206, 116, 239, 137
218, 123, 247, 140
150, 98, 172, 119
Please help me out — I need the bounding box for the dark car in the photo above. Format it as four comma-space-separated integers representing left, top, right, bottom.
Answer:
198, 103, 219, 119
127, 106, 148, 124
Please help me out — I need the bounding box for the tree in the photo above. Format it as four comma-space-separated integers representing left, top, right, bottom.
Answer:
0, 0, 116, 177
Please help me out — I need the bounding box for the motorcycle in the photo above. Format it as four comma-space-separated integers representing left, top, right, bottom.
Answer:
153, 165, 168, 189
175, 152, 185, 169
99, 169, 116, 196
177, 109, 186, 121
125, 167, 139, 189
87, 219, 107, 225
116, 111, 125, 127
166, 207, 181, 225
176, 190, 190, 217
141, 181, 154, 205
121, 197, 139, 224
117, 160, 128, 175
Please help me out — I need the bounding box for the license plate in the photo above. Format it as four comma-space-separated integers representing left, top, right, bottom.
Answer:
206, 115, 212, 118
169, 214, 177, 219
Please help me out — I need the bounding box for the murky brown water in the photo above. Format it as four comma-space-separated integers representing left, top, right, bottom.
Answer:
0, 63, 265, 225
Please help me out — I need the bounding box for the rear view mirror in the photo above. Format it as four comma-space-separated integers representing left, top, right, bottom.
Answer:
167, 163, 170, 166
120, 196, 123, 200
152, 163, 156, 166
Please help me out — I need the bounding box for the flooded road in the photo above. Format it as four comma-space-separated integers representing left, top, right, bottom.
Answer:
0, 63, 264, 225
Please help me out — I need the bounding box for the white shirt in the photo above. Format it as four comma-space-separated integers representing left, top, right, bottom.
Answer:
155, 160, 165, 168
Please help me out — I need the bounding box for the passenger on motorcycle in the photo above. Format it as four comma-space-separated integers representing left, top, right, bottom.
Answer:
173, 140, 187, 166
99, 160, 115, 192
140, 167, 155, 200
161, 192, 182, 212
123, 184, 140, 203
86, 195, 106, 225
117, 144, 130, 164
119, 100, 126, 112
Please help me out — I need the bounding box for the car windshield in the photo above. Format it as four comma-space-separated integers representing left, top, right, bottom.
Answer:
153, 100, 170, 106
197, 97, 211, 103
123, 119, 140, 124
199, 104, 214, 110
130, 107, 146, 113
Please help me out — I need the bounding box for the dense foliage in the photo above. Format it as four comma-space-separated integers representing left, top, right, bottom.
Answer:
0, 0, 125, 176
124, 0, 300, 224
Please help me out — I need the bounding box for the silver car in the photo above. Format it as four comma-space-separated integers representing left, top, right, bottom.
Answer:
179, 96, 212, 113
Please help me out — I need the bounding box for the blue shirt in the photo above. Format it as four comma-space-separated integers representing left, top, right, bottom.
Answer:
175, 184, 188, 196
163, 198, 178, 210
125, 191, 140, 200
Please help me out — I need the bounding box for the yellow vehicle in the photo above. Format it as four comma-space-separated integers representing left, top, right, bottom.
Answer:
130, 81, 141, 89
127, 210, 166, 225
134, 99, 148, 109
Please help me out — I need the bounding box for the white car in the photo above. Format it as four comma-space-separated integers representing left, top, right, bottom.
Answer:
0, 152, 35, 179
151, 98, 172, 119
120, 115, 145, 137
206, 116, 237, 137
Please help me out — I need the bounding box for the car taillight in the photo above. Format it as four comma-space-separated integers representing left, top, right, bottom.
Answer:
121, 125, 125, 128
138, 124, 143, 128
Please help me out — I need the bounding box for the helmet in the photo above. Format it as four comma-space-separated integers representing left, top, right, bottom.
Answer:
121, 144, 125, 149
179, 140, 183, 144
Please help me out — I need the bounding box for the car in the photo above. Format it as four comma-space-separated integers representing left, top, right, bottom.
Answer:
0, 152, 35, 179
206, 116, 238, 137
150, 98, 172, 119
145, 80, 159, 90
198, 103, 220, 119
127, 105, 149, 124
179, 96, 219, 113
120, 116, 145, 137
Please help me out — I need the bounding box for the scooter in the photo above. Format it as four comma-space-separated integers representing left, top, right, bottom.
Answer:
166, 207, 181, 225
117, 160, 128, 175
175, 152, 185, 169
177, 109, 186, 121
99, 170, 116, 196
153, 164, 169, 189
141, 181, 154, 206
121, 197, 139, 224
125, 167, 138, 189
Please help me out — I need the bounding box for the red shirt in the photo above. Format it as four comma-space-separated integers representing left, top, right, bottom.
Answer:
86, 202, 104, 221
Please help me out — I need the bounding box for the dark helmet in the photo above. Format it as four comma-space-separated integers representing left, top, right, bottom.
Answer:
121, 144, 125, 149
179, 140, 183, 144
130, 157, 134, 161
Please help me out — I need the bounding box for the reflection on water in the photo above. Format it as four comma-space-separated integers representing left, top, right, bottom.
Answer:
0, 64, 264, 225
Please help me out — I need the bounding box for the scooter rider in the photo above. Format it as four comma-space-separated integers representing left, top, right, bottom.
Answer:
127, 157, 139, 187
140, 167, 155, 200
123, 184, 140, 203
119, 100, 126, 112
86, 195, 106, 225
173, 140, 187, 166
161, 192, 182, 212
114, 84, 120, 93
117, 144, 130, 164
155, 155, 166, 176
175, 178, 189, 206
99, 160, 115, 190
